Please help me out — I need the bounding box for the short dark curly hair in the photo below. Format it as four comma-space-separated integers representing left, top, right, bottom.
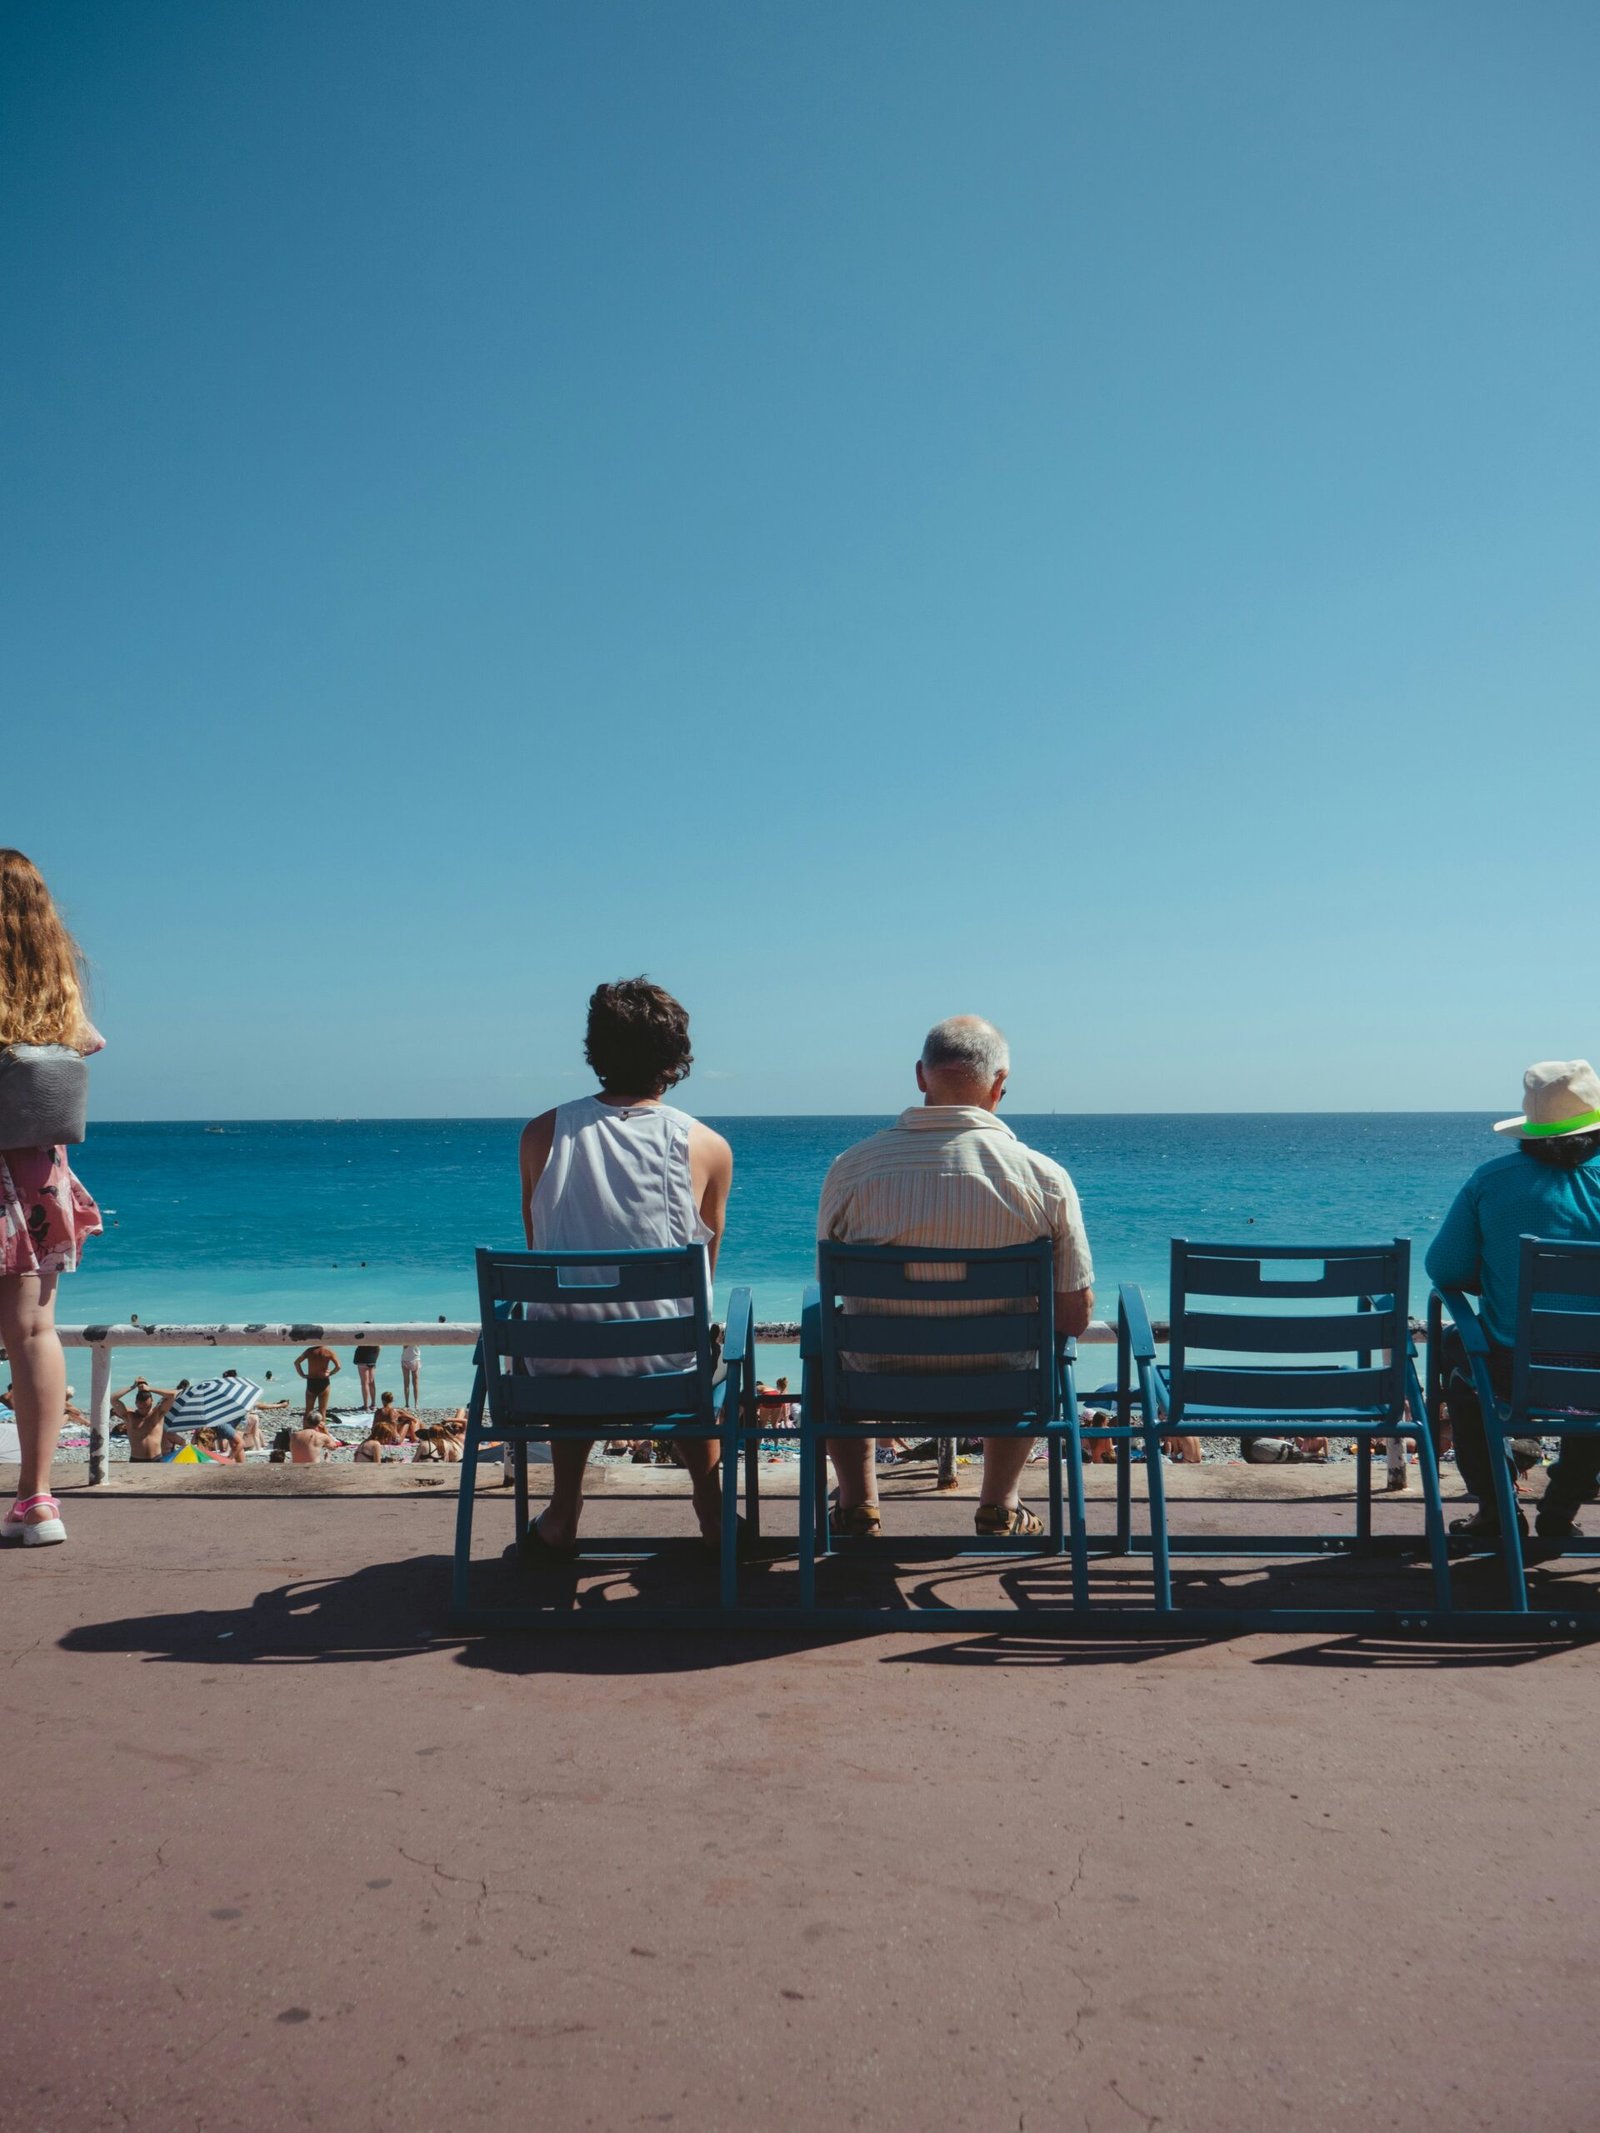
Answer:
584, 977, 693, 1095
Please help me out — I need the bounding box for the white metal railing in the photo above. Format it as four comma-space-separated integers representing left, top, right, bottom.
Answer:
54, 1316, 1146, 1484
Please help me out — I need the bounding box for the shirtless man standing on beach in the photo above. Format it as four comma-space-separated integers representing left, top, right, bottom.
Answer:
294, 1343, 341, 1421
110, 1379, 183, 1462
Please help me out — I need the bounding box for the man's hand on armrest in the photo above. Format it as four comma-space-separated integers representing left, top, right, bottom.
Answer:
1057, 1287, 1094, 1340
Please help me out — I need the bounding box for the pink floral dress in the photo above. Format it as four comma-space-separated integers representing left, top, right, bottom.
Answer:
0, 1143, 102, 1277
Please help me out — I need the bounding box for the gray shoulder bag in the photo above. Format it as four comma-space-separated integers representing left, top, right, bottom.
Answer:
0, 1044, 89, 1147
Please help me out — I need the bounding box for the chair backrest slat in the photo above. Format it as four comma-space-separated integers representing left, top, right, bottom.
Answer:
1181, 1308, 1396, 1356
815, 1239, 1057, 1430
1527, 1308, 1600, 1359
824, 1252, 1046, 1303
486, 1254, 704, 1307
1179, 1248, 1396, 1300
497, 1314, 699, 1361
1180, 1364, 1395, 1414
1521, 1364, 1600, 1418
501, 1372, 704, 1421
835, 1370, 1042, 1420
1168, 1238, 1409, 1425
829, 1312, 1043, 1357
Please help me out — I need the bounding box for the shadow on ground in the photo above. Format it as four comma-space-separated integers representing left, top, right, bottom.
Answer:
55, 1532, 1594, 1674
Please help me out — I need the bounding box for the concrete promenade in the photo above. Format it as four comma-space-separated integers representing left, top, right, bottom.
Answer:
3, 1466, 1597, 2133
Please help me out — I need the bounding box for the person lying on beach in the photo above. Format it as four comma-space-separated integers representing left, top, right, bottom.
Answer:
354, 1414, 409, 1463
290, 1419, 341, 1463
110, 1379, 184, 1462
1163, 1434, 1204, 1464
517, 976, 735, 1558
817, 1015, 1094, 1541
294, 1343, 341, 1421
193, 1426, 246, 1465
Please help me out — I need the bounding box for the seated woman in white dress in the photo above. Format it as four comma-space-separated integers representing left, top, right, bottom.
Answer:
518, 978, 733, 1557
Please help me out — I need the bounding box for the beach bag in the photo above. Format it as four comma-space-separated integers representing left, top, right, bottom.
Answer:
0, 1043, 89, 1147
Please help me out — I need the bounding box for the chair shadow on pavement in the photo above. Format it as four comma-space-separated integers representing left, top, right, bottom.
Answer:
55, 1547, 841, 1676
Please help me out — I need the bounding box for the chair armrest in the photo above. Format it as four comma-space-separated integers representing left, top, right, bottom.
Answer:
1118, 1283, 1158, 1363
799, 1284, 822, 1361
722, 1287, 754, 1366
1434, 1287, 1490, 1357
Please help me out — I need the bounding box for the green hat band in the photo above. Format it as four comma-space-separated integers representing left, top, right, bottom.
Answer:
1522, 1105, 1600, 1138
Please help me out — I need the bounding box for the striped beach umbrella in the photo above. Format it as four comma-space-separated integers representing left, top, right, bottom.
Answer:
165, 1375, 262, 1432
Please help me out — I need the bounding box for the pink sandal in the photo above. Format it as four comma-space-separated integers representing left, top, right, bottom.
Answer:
1, 1494, 67, 1547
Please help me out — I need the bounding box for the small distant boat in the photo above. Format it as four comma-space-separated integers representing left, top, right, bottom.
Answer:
204, 1126, 226, 1135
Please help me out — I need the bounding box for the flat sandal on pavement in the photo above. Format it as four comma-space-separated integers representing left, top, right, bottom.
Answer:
1, 1494, 67, 1547
973, 1502, 1043, 1539
827, 1500, 883, 1539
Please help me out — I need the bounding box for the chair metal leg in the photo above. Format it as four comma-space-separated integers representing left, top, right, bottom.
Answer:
1063, 1426, 1089, 1611
1355, 1436, 1373, 1552
1487, 1430, 1531, 1612
1140, 1373, 1173, 1610
513, 1438, 530, 1542
798, 1432, 816, 1609
1115, 1440, 1131, 1556
745, 1426, 761, 1543
1410, 1421, 1453, 1611
720, 1419, 738, 1611
1048, 1436, 1065, 1556
451, 1371, 488, 1620
815, 1443, 832, 1556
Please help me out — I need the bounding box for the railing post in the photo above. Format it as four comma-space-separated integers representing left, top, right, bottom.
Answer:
89, 1343, 113, 1486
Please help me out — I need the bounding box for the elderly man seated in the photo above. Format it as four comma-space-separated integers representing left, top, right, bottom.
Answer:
816, 1015, 1094, 1538
1426, 1059, 1600, 1550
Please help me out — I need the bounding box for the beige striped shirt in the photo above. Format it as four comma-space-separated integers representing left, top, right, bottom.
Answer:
817, 1107, 1093, 1368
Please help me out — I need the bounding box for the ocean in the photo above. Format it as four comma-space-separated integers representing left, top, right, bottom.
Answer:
55, 1113, 1498, 1407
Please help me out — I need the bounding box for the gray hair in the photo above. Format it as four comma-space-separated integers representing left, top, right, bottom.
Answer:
920, 1015, 1010, 1086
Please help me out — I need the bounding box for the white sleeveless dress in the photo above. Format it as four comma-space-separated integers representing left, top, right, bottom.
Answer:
527, 1095, 712, 1378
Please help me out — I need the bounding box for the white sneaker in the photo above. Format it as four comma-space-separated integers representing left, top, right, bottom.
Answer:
1, 1494, 67, 1546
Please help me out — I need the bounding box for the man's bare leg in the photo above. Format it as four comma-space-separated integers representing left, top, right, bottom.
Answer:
978, 1434, 1035, 1512
534, 1435, 726, 1549
826, 1437, 877, 1512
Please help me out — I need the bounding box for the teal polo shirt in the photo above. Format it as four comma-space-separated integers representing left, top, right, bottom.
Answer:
1425, 1149, 1600, 1348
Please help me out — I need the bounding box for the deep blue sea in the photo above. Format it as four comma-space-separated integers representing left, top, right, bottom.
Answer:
60, 1114, 1497, 1404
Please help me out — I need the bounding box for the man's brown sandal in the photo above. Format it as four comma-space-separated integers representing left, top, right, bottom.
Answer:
974, 1502, 1044, 1538
828, 1500, 884, 1539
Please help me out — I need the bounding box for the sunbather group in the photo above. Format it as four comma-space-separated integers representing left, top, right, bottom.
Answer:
513, 979, 1600, 1564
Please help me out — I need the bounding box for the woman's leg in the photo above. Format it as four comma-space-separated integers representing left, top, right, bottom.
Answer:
0, 1271, 65, 1519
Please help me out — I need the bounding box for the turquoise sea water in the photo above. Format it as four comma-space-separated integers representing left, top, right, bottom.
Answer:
58, 1114, 1496, 1405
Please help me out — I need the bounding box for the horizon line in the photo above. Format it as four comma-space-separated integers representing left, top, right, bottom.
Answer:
88, 1107, 1505, 1126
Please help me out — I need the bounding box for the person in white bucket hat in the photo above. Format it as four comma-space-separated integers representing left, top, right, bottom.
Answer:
1425, 1061, 1600, 1548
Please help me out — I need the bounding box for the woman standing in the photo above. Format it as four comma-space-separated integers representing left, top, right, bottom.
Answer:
0, 851, 104, 1546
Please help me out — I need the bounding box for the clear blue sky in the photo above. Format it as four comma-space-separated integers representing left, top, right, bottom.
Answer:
5, 2, 1597, 1118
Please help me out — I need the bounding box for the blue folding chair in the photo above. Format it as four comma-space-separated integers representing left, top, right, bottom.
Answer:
797, 1239, 1087, 1619
451, 1244, 755, 1627
1117, 1240, 1452, 1621
1431, 1236, 1600, 1616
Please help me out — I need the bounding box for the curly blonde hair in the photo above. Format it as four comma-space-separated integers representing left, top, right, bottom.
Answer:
0, 849, 91, 1048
